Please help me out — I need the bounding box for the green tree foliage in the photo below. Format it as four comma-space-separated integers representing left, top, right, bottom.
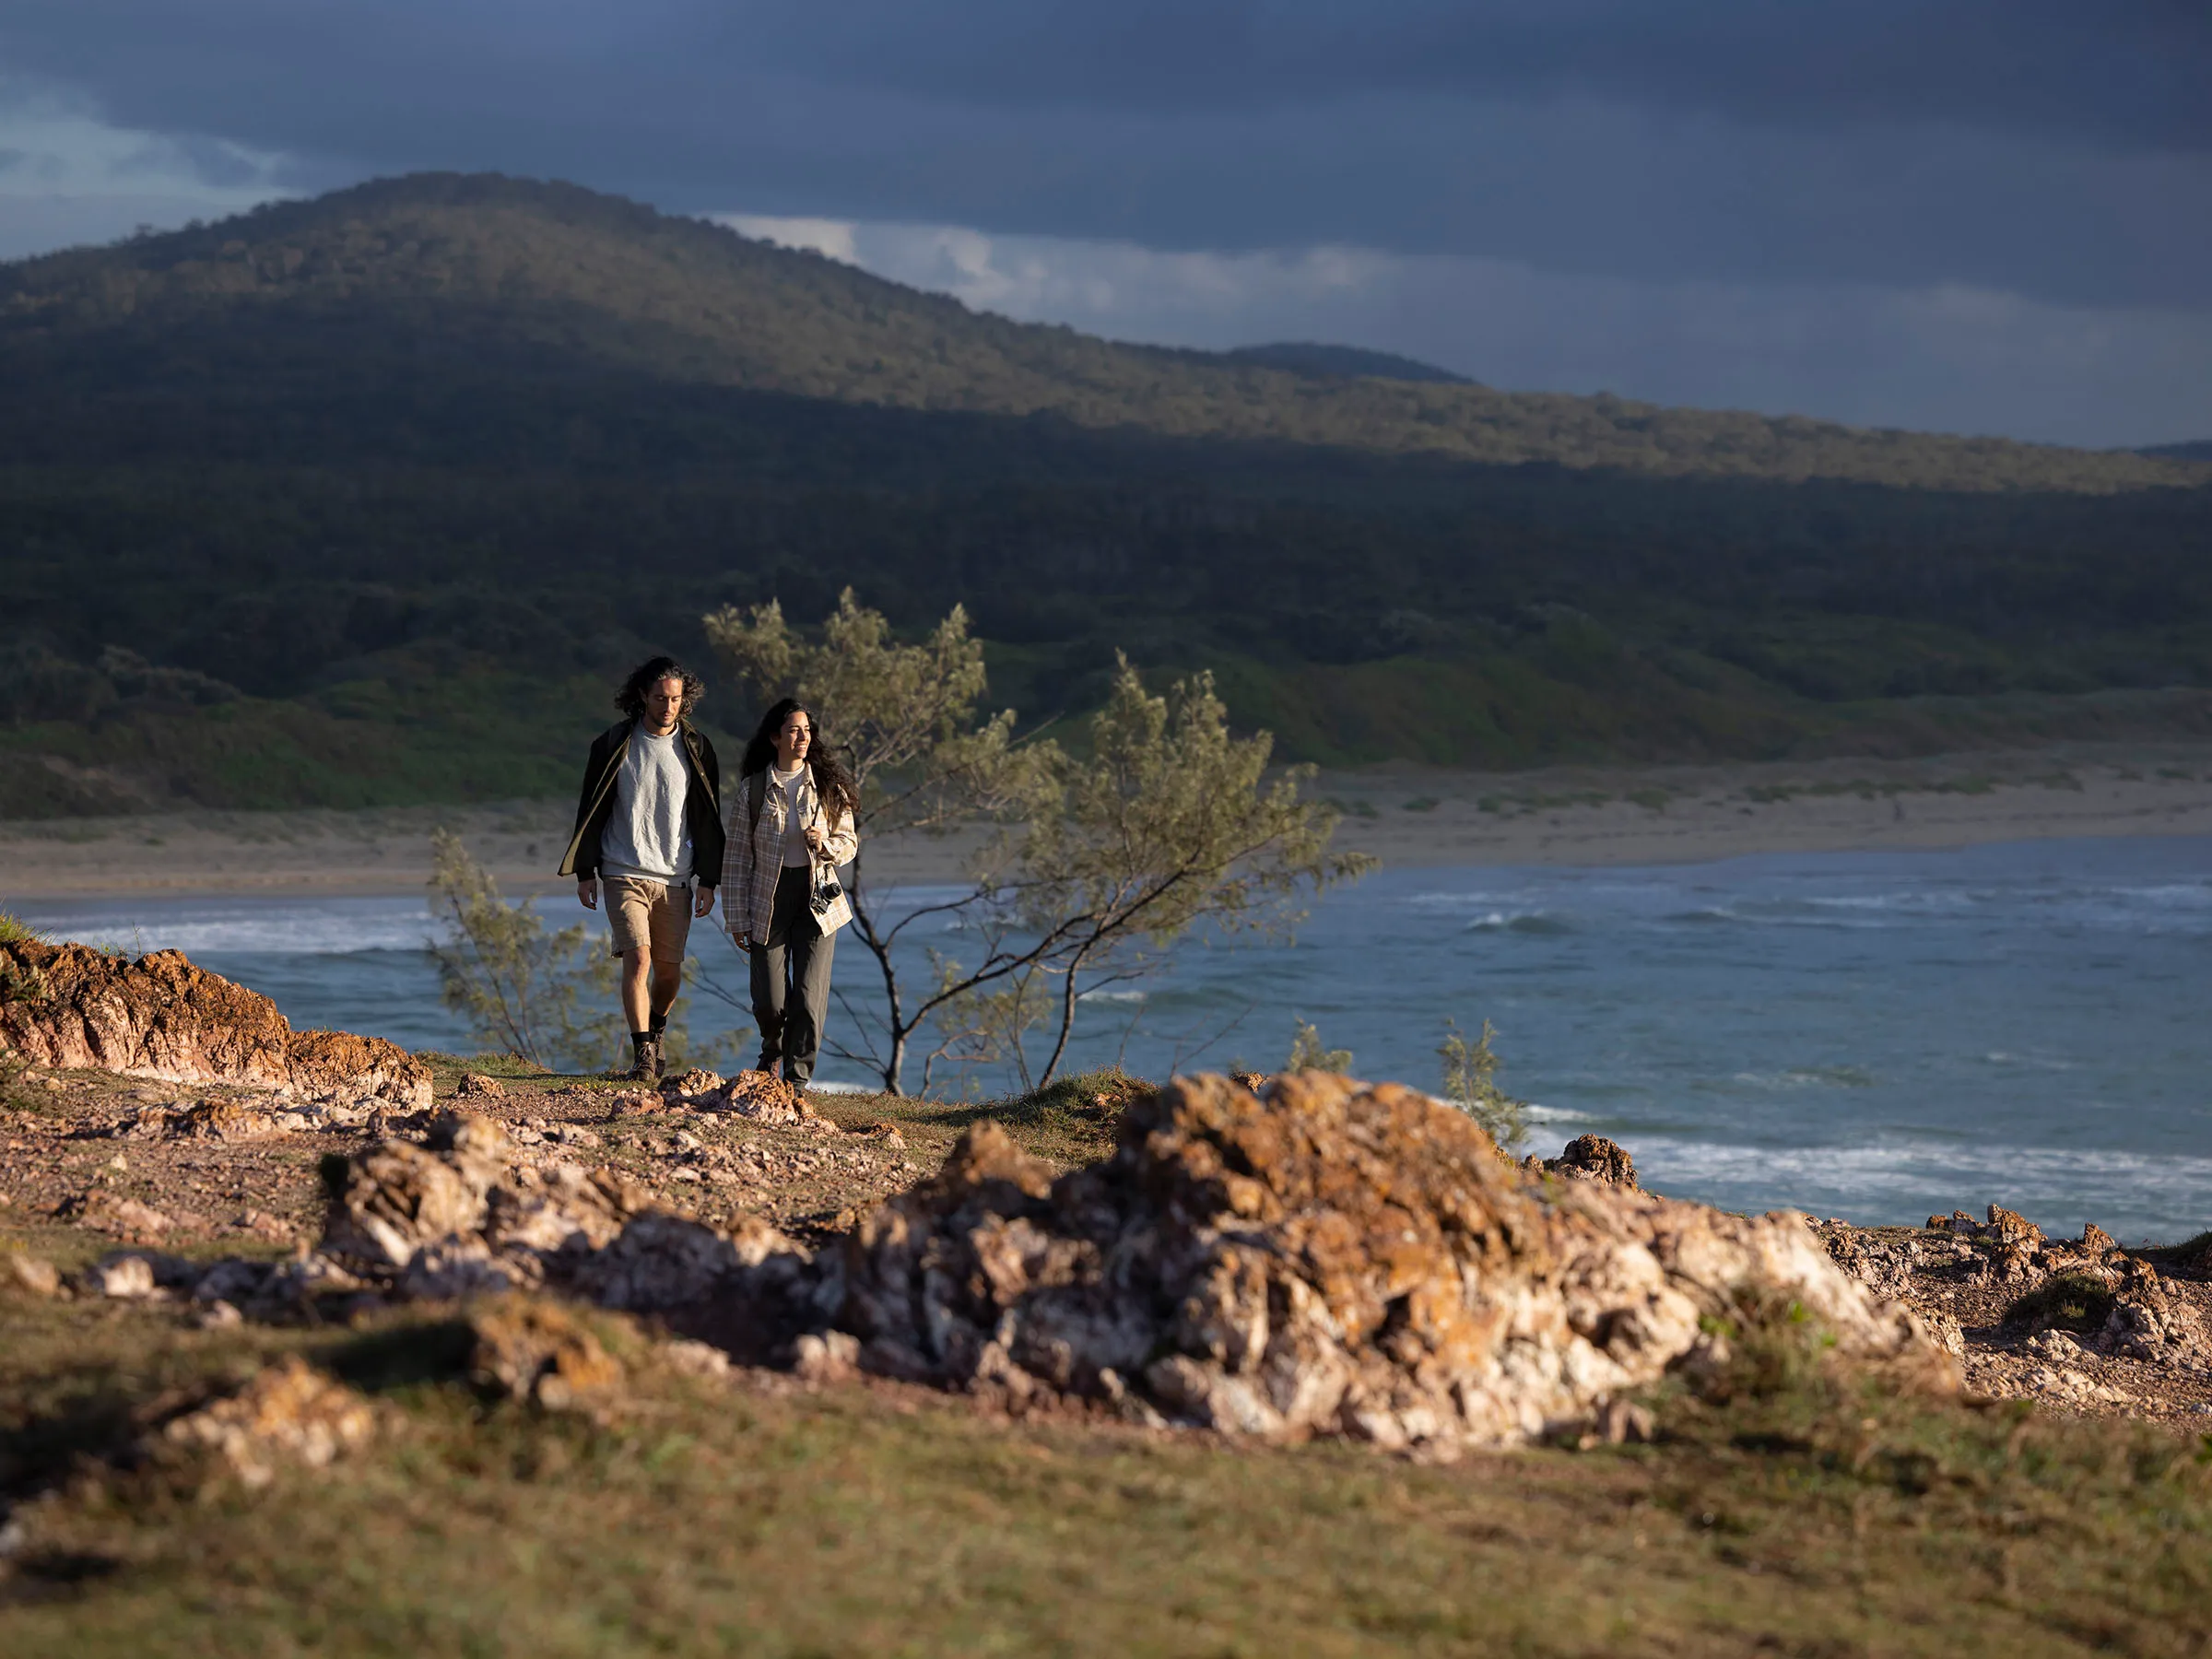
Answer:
426, 829, 624, 1073
1004, 657, 1377, 1085
1438, 1018, 1530, 1153
1285, 1018, 1353, 1074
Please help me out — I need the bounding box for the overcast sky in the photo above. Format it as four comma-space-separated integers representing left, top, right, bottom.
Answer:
2, 2, 2206, 447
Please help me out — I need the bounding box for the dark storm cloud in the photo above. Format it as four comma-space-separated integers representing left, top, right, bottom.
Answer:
2, 1, 2207, 308
753, 0, 2212, 150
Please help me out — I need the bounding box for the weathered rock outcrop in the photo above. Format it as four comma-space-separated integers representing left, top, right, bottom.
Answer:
121, 1074, 1957, 1448
312, 1110, 822, 1324
1531, 1134, 1640, 1188
2094, 1262, 2210, 1371
1812, 1206, 2212, 1415
694, 1069, 837, 1132
835, 1072, 1946, 1449
0, 938, 429, 1106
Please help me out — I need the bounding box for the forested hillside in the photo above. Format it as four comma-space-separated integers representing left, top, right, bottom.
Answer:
7, 172, 2201, 493
2, 173, 2208, 816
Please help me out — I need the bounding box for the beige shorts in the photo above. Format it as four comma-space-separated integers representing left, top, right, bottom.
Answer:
604, 876, 692, 963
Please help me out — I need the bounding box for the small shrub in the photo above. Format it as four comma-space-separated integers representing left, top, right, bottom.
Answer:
1285, 1018, 1351, 1074
0, 957, 50, 1007
1007, 1067, 1151, 1124
427, 829, 623, 1074
0, 912, 44, 946
2004, 1271, 2117, 1335
0, 1047, 37, 1112
1437, 1018, 1529, 1153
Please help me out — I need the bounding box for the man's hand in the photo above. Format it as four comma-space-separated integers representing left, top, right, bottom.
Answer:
735, 933, 753, 953
577, 877, 597, 911
693, 885, 715, 920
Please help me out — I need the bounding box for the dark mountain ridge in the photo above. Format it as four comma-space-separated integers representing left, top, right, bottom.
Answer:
4, 171, 2200, 495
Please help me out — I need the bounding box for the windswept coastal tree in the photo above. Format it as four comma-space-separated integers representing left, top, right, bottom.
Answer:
705, 593, 1372, 1092
1000, 659, 1376, 1087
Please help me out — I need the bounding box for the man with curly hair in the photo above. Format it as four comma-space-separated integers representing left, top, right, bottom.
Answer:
558, 655, 724, 1080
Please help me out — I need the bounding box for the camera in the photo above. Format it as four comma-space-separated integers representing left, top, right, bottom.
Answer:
808, 867, 842, 918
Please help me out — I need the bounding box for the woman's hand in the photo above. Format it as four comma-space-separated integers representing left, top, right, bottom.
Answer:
804, 825, 827, 855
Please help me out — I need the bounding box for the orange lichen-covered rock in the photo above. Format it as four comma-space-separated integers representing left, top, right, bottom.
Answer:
150, 1358, 378, 1488
704, 1069, 834, 1133
837, 1072, 1948, 1449
0, 938, 428, 1105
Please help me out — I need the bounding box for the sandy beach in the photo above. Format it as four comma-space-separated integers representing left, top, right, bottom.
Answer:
3, 741, 2209, 902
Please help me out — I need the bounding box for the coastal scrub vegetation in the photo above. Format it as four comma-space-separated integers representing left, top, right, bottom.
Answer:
1285, 1018, 1354, 1074
424, 830, 738, 1075
2, 176, 2211, 817
1281, 1016, 1532, 1152
2005, 1271, 2122, 1336
1439, 1017, 1530, 1152
426, 829, 623, 1073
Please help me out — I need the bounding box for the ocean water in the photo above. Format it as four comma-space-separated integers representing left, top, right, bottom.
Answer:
15, 834, 2210, 1243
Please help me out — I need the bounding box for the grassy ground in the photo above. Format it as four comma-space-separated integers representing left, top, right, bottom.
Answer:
6, 1063, 2211, 1654
4, 1285, 2210, 1656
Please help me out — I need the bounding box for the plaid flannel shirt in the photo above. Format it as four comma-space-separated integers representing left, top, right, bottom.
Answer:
722, 767, 858, 944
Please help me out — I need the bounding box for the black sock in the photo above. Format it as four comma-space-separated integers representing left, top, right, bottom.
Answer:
648, 1013, 667, 1036
630, 1030, 653, 1053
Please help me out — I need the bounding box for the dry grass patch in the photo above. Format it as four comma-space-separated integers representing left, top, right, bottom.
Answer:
2, 1286, 2210, 1657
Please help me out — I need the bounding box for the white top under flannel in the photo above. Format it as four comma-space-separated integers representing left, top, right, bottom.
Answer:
771, 765, 813, 867
722, 766, 858, 942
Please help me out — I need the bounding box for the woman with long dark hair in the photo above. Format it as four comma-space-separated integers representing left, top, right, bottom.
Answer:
720, 697, 859, 1087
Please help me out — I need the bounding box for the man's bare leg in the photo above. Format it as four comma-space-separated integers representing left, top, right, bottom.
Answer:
619, 948, 654, 1034
649, 959, 682, 1026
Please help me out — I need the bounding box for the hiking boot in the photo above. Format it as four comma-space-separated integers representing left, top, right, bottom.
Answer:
646, 1033, 666, 1081
625, 1034, 662, 1083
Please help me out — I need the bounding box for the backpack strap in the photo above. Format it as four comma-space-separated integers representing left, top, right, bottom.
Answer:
747, 771, 766, 831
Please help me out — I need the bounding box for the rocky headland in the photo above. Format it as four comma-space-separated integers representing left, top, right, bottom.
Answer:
1, 935, 429, 1106
7, 943, 2208, 1450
